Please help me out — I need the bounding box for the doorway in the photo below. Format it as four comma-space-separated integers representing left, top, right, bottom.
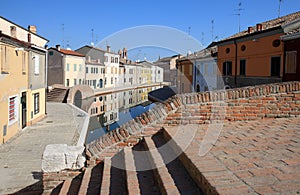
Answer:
21, 92, 27, 128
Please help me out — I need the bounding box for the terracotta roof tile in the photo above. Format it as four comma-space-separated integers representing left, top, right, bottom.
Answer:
60, 48, 85, 57
223, 11, 300, 41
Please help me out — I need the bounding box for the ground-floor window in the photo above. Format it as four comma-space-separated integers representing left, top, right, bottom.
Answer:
34, 93, 40, 114
271, 56, 281, 77
240, 59, 246, 76
223, 61, 232, 76
9, 95, 18, 124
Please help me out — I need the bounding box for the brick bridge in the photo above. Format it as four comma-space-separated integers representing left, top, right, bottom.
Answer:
43, 81, 300, 194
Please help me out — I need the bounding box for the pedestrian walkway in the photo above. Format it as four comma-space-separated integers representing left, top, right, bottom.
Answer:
0, 102, 87, 194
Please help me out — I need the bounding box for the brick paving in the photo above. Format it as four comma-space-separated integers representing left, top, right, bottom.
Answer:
165, 116, 300, 194
0, 103, 87, 195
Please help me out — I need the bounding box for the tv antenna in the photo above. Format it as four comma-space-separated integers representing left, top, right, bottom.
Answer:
91, 29, 94, 46
211, 19, 214, 42
234, 2, 244, 33
62, 24, 65, 48
278, 0, 283, 18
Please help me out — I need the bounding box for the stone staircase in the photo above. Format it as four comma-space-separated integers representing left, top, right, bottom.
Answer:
47, 86, 69, 103
57, 129, 204, 194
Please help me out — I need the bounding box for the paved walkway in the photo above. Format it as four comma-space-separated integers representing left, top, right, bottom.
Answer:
0, 103, 86, 194
166, 116, 300, 194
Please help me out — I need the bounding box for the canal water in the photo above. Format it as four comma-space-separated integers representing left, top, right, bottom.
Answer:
85, 102, 156, 144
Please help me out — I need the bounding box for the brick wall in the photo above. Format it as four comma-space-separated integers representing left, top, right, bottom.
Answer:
43, 81, 300, 191
86, 81, 300, 162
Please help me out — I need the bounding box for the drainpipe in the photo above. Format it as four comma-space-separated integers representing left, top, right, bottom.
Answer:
234, 39, 238, 87
45, 49, 48, 114
282, 40, 286, 81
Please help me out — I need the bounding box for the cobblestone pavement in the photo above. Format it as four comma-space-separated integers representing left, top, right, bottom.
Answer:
166, 116, 300, 194
0, 103, 86, 194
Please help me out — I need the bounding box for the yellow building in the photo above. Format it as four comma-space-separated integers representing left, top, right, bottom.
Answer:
0, 17, 48, 144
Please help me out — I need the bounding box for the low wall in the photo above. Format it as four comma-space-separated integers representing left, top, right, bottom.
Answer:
86, 81, 300, 162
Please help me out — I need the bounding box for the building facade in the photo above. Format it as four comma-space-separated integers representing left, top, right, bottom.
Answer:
48, 45, 85, 87
0, 17, 48, 144
217, 11, 300, 88
281, 28, 300, 81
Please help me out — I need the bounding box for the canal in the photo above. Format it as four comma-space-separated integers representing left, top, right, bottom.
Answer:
85, 101, 156, 144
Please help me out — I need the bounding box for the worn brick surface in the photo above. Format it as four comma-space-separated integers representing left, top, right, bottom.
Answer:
165, 116, 300, 194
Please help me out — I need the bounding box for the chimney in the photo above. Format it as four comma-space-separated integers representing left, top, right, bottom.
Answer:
87, 56, 91, 62
248, 27, 253, 33
28, 25, 37, 34
123, 48, 127, 59
256, 23, 263, 31
27, 33, 31, 43
106, 45, 110, 52
56, 44, 61, 51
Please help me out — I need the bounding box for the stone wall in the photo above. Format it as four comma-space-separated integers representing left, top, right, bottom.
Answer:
86, 81, 300, 162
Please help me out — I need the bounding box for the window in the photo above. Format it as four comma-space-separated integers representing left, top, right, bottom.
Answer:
34, 55, 40, 75
240, 59, 246, 76
272, 39, 281, 47
8, 96, 18, 124
111, 77, 113, 84
95, 68, 98, 74
34, 93, 39, 114
1, 46, 9, 73
67, 64, 70, 71
22, 52, 26, 74
111, 57, 114, 63
86, 67, 88, 73
225, 48, 230, 54
271, 57, 281, 77
49, 51, 53, 56
79, 64, 82, 71
115, 57, 118, 63
74, 64, 77, 71
10, 26, 16, 38
104, 77, 107, 85
74, 79, 77, 86
99, 79, 103, 88
241, 45, 246, 51
66, 79, 70, 87
79, 79, 82, 84
285, 51, 297, 74
223, 61, 232, 76
93, 80, 96, 88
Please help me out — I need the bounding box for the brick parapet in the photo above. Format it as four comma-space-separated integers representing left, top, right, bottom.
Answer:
86, 81, 300, 162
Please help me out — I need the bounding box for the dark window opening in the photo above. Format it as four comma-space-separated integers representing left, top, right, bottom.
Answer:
271, 56, 281, 77
223, 61, 232, 76
240, 59, 246, 76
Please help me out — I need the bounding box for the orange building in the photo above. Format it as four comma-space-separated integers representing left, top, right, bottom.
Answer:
217, 12, 300, 88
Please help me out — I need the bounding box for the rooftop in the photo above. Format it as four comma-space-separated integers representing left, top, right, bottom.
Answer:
221, 11, 300, 42
59, 48, 85, 57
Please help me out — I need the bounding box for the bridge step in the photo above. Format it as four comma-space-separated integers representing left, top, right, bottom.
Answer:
58, 179, 72, 195
124, 147, 141, 195
144, 136, 181, 195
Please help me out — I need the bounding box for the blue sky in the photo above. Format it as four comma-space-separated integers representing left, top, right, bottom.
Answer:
1, 0, 299, 61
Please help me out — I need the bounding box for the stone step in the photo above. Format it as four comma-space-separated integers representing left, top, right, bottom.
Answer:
59, 179, 72, 195
124, 147, 141, 195
144, 136, 181, 195
78, 167, 92, 195
100, 157, 111, 195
